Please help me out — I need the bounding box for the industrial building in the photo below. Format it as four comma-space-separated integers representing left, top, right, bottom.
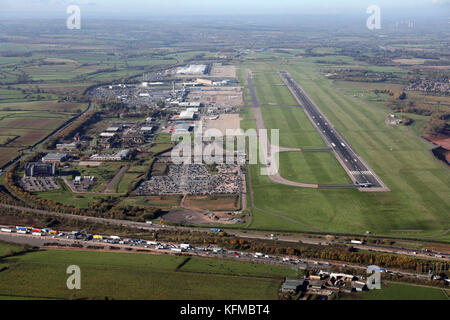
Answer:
100, 132, 117, 138
196, 78, 213, 86
176, 64, 208, 75
106, 126, 121, 132
174, 123, 193, 134
90, 149, 130, 161
25, 162, 56, 177
281, 279, 306, 294
140, 126, 154, 133
42, 153, 67, 163
177, 110, 195, 120
56, 142, 78, 151
178, 102, 201, 108
141, 82, 164, 87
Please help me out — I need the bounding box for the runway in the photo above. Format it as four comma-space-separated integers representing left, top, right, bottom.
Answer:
279, 71, 389, 192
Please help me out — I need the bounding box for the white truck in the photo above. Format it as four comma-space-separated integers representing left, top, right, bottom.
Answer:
180, 243, 192, 250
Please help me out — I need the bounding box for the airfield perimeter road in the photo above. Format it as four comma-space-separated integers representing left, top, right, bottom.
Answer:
279, 71, 389, 192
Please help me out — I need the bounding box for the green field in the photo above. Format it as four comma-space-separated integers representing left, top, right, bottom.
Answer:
35, 181, 117, 208
117, 171, 145, 194
154, 133, 173, 143
342, 282, 449, 300
67, 163, 124, 193
0, 249, 291, 300
240, 61, 450, 239
261, 105, 326, 149
0, 100, 86, 112
253, 72, 297, 106
0, 242, 26, 257
146, 143, 173, 155
0, 102, 84, 167
400, 113, 431, 136
278, 151, 352, 185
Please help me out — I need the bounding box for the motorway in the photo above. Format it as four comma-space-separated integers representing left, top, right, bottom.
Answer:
0, 229, 443, 281
1, 202, 449, 262
2, 228, 447, 283
279, 71, 389, 192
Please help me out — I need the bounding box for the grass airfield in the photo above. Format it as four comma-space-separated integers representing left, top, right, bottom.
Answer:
242, 60, 450, 240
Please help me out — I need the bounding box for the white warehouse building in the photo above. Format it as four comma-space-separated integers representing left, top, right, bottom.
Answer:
176, 64, 208, 75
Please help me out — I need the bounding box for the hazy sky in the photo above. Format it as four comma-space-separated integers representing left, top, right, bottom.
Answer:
1, 0, 449, 18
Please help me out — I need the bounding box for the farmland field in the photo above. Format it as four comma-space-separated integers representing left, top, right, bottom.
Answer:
0, 104, 85, 167
0, 100, 87, 112
241, 60, 450, 240
0, 249, 288, 300
0, 147, 20, 167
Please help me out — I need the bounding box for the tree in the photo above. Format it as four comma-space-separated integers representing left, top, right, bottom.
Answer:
3, 248, 14, 257
16, 71, 31, 84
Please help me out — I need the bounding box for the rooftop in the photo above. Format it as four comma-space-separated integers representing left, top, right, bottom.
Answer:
100, 132, 116, 137
282, 279, 305, 290
177, 64, 207, 75
42, 153, 67, 161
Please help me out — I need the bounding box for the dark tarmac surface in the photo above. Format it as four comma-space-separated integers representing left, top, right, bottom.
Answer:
279, 71, 389, 192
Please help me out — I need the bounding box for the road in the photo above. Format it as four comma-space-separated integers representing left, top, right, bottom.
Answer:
0, 230, 443, 282
103, 165, 128, 193
1, 202, 449, 261
279, 71, 389, 192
